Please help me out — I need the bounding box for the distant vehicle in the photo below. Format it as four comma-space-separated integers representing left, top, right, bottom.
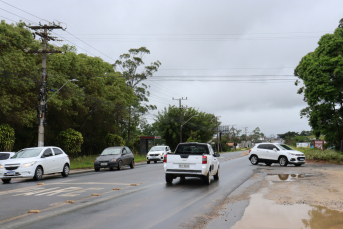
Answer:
0, 152, 15, 161
0, 147, 70, 184
248, 143, 306, 167
146, 145, 171, 164
163, 142, 220, 185
94, 146, 134, 171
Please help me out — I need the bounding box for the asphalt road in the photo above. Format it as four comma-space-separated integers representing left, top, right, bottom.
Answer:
0, 151, 255, 229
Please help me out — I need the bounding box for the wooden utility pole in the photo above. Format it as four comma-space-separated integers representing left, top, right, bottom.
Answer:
28, 23, 63, 147
172, 97, 187, 143
216, 116, 221, 153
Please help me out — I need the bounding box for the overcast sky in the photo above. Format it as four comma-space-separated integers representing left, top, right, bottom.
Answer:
1, 0, 342, 136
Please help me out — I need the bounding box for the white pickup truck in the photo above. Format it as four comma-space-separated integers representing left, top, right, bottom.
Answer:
163, 142, 220, 185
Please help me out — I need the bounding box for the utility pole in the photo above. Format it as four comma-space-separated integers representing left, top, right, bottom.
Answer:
172, 97, 187, 143
216, 116, 221, 153
28, 23, 63, 147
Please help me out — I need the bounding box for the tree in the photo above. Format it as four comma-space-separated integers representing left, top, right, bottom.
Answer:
155, 106, 216, 150
56, 128, 83, 157
295, 19, 343, 150
0, 21, 135, 154
113, 47, 161, 141
0, 124, 15, 151
105, 133, 125, 147
300, 130, 312, 136
229, 127, 242, 150
186, 130, 201, 142
251, 127, 262, 142
277, 131, 299, 139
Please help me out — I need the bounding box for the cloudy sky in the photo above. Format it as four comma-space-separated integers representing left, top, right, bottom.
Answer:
1, 0, 342, 136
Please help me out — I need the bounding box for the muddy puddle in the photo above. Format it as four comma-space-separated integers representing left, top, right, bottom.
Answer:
231, 192, 343, 229
265, 174, 313, 182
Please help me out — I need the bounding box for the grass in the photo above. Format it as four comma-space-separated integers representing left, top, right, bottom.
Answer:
296, 147, 343, 164
69, 154, 147, 170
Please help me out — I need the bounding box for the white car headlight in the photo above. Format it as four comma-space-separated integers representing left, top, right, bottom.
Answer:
0, 164, 3, 169
288, 153, 296, 156
22, 161, 37, 168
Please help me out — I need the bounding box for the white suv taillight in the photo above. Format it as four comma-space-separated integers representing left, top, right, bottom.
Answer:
164, 154, 167, 163
202, 155, 207, 164
249, 150, 251, 153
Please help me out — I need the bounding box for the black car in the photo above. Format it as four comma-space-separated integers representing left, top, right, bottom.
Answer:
94, 146, 135, 171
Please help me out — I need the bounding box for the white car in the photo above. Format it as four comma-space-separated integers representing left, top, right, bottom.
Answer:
248, 143, 305, 167
0, 147, 70, 184
146, 145, 171, 164
0, 152, 15, 161
164, 143, 220, 185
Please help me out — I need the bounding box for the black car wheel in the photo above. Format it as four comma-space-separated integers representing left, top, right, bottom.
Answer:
250, 155, 259, 165
214, 168, 219, 180
130, 159, 135, 169
154, 161, 157, 163
204, 171, 211, 185
147, 160, 150, 164
61, 164, 70, 177
33, 166, 43, 180
279, 156, 288, 167
94, 168, 100, 172
166, 174, 173, 184
109, 167, 114, 171
117, 160, 123, 170
2, 178, 11, 184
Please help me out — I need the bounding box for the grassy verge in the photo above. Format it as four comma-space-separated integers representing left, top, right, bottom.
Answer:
70, 154, 147, 170
296, 148, 343, 164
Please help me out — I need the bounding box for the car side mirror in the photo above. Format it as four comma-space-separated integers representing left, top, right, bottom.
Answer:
41, 155, 45, 158
273, 148, 277, 152
215, 153, 220, 157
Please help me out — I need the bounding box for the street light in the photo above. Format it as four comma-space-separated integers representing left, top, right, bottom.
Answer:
45, 79, 78, 103
180, 115, 198, 143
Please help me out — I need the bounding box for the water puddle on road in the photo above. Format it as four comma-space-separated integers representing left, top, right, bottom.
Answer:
231, 193, 343, 229
265, 174, 311, 181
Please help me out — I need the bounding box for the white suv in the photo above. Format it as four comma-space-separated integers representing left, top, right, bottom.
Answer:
147, 145, 171, 164
248, 143, 305, 166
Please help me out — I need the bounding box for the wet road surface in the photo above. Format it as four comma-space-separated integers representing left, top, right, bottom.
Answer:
0, 151, 254, 229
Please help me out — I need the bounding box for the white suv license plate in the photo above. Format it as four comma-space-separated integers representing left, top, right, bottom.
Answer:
6, 171, 15, 176
101, 163, 108, 166
179, 164, 190, 168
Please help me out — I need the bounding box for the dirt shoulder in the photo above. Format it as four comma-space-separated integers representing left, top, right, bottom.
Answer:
204, 162, 343, 229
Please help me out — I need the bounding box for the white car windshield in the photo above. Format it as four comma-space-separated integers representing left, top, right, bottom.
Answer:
277, 144, 294, 150
150, 146, 165, 151
101, 148, 122, 155
12, 149, 42, 158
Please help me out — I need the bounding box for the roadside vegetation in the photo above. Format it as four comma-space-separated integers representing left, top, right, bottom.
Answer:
70, 154, 147, 170
296, 148, 343, 164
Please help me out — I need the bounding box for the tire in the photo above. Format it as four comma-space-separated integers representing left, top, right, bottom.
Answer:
94, 168, 100, 172
147, 160, 150, 164
2, 178, 11, 184
166, 174, 173, 184
117, 160, 123, 170
279, 156, 288, 167
154, 161, 157, 163
250, 155, 259, 165
109, 167, 114, 171
130, 159, 135, 169
204, 171, 211, 185
61, 164, 70, 177
214, 168, 219, 181
294, 164, 302, 167
33, 166, 43, 181
265, 163, 272, 166
180, 176, 185, 181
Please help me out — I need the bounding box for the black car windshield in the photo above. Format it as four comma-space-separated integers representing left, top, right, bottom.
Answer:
175, 144, 209, 155
12, 149, 42, 158
101, 148, 122, 155
277, 144, 294, 150
0, 153, 11, 160
150, 146, 165, 151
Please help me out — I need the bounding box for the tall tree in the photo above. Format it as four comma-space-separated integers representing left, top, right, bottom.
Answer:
113, 47, 161, 141
155, 106, 216, 150
295, 19, 343, 149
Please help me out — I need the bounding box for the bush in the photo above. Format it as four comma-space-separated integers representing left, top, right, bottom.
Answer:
297, 148, 343, 163
105, 133, 125, 147
56, 128, 83, 156
0, 124, 15, 151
